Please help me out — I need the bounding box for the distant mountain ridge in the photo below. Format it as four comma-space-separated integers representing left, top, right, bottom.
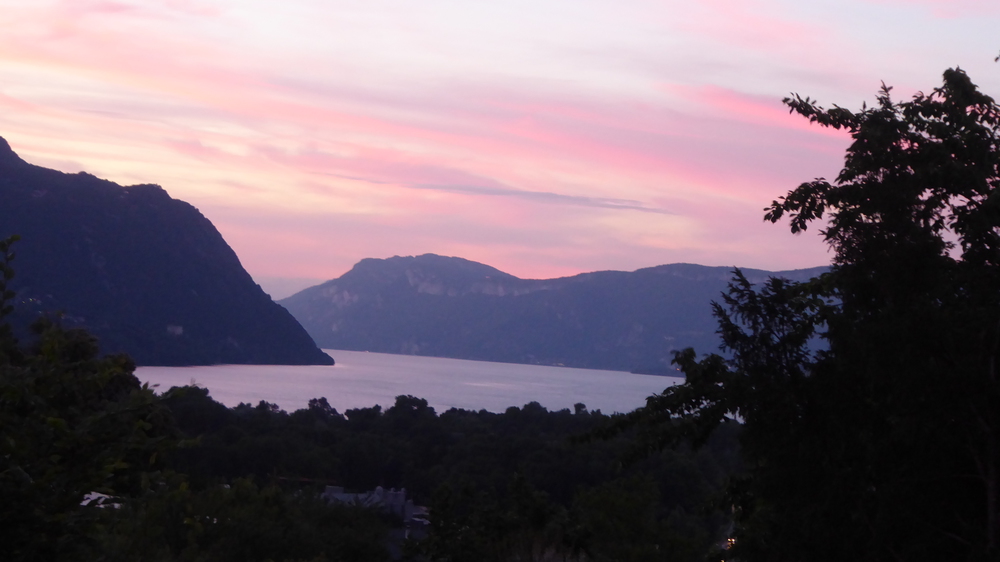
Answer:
0, 136, 332, 366
280, 254, 827, 372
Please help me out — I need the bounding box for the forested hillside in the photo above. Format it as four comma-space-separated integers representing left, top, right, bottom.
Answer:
164, 388, 740, 561
0, 241, 738, 560
0, 138, 331, 366
281, 254, 826, 372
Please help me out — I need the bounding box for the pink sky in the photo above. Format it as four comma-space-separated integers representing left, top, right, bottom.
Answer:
1, 0, 998, 296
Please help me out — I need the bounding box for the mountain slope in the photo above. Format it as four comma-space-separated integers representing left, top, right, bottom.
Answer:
0, 137, 332, 366
280, 254, 826, 372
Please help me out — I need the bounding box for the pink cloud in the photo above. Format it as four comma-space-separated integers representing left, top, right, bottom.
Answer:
0, 92, 40, 113
862, 0, 1000, 17
661, 84, 851, 139
0, 1, 850, 210
657, 0, 834, 63
206, 187, 832, 283
136, 76, 848, 233
0, 0, 885, 283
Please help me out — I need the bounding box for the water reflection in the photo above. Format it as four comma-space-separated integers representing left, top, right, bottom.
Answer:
136, 349, 680, 414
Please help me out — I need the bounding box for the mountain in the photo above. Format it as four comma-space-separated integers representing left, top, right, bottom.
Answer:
279, 254, 826, 372
0, 137, 332, 366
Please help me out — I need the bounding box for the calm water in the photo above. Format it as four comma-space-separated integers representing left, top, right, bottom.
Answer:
136, 350, 681, 414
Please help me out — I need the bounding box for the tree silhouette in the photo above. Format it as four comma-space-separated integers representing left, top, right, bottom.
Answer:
623, 68, 1000, 561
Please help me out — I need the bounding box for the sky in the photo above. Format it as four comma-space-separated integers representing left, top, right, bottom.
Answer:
0, 0, 998, 297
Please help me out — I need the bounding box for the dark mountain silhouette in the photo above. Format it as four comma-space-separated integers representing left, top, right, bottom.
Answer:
280, 254, 826, 372
0, 137, 332, 366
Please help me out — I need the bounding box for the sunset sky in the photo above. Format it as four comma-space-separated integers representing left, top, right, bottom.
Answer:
1, 0, 998, 296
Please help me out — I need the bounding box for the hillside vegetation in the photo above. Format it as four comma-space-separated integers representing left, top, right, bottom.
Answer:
281, 255, 825, 372
0, 139, 331, 366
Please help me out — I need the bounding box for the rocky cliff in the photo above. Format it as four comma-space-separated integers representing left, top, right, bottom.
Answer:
0, 137, 332, 366
280, 254, 825, 372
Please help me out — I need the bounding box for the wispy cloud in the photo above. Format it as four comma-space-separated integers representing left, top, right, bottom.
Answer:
0, 0, 996, 281
862, 0, 1000, 17
409, 183, 673, 214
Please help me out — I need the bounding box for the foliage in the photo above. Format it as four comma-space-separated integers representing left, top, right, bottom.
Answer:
412, 474, 584, 562
163, 390, 741, 561
620, 68, 1000, 560
97, 478, 390, 562
0, 236, 387, 561
0, 233, 21, 362
0, 236, 179, 560
0, 229, 742, 561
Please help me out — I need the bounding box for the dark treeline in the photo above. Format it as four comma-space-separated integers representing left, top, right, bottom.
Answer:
161, 386, 741, 561
0, 226, 739, 561
7, 63, 1000, 562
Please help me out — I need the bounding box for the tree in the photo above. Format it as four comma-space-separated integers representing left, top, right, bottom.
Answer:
0, 234, 21, 363
0, 237, 394, 561
623, 67, 1000, 561
0, 236, 181, 560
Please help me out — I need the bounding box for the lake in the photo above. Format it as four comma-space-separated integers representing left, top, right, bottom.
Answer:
136, 349, 681, 415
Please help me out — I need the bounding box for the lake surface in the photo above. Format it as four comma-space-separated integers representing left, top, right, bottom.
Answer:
136, 350, 681, 414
